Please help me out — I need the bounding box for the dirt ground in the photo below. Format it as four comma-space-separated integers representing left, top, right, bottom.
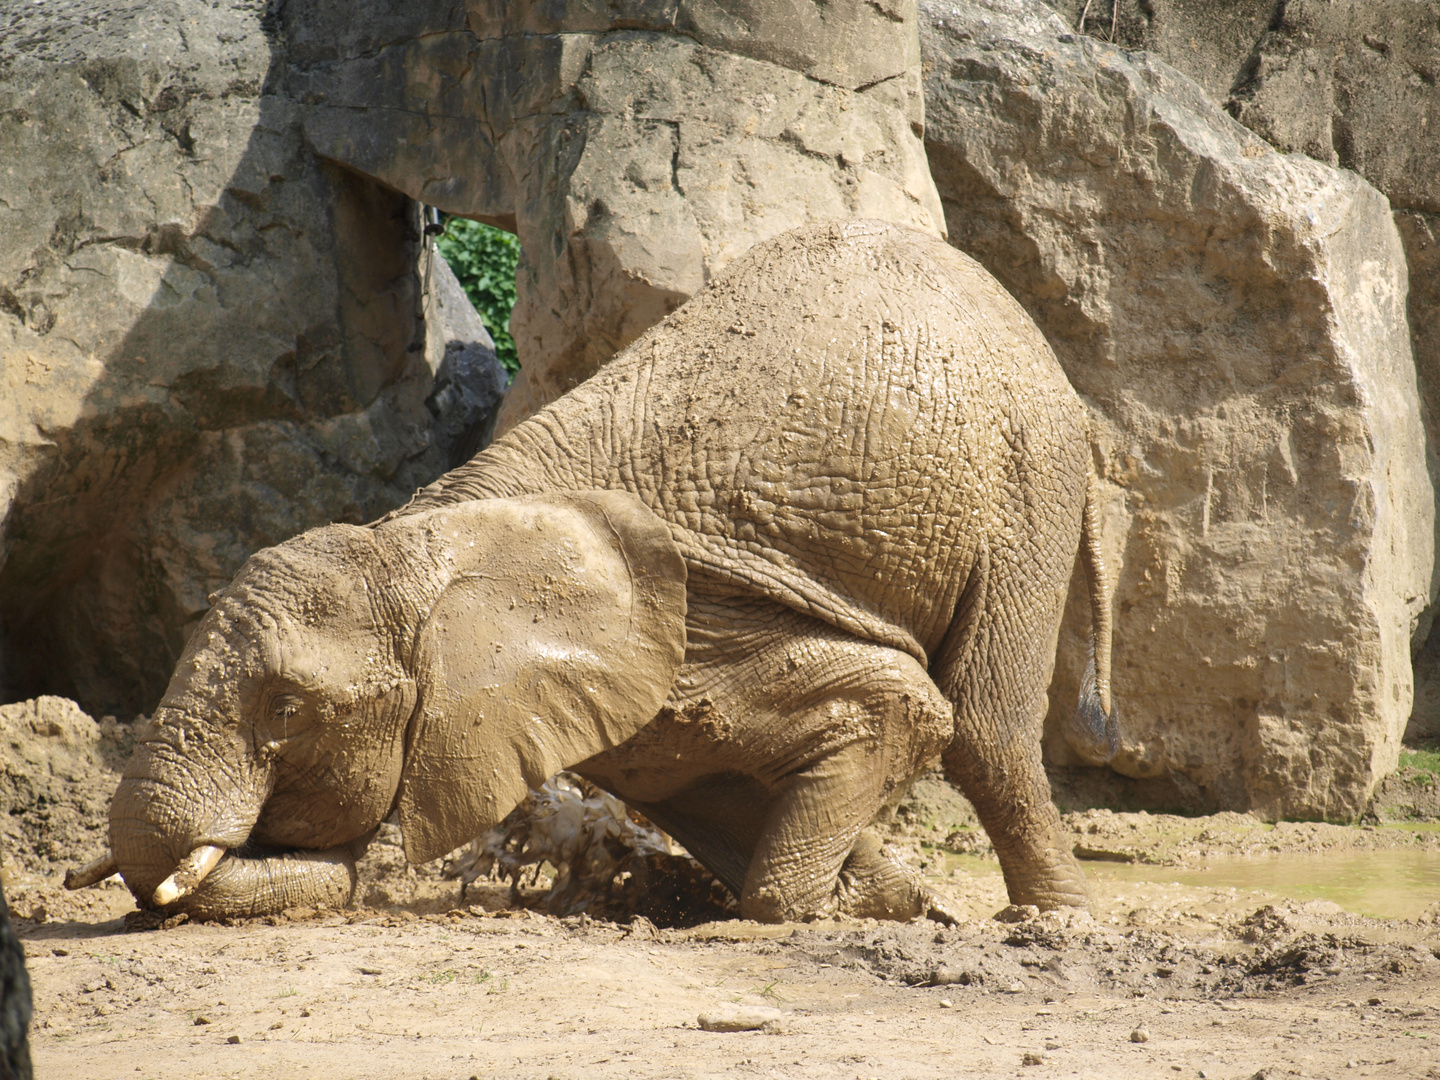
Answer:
5, 701, 1440, 1080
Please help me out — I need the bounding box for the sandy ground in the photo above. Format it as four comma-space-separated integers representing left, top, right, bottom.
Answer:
6, 705, 1440, 1079
12, 871, 1440, 1080
12, 817, 1440, 1080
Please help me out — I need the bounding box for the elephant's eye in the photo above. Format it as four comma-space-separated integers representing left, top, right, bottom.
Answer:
269, 693, 305, 735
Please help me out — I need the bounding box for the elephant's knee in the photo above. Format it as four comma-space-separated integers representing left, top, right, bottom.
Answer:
738, 882, 790, 924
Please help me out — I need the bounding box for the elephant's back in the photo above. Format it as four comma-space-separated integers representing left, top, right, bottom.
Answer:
460, 222, 1091, 665
602, 221, 1091, 663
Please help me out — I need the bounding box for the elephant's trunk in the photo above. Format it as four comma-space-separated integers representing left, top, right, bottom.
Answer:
108, 710, 362, 920
149, 846, 358, 920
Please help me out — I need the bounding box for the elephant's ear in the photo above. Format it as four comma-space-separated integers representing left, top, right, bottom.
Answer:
395, 491, 686, 863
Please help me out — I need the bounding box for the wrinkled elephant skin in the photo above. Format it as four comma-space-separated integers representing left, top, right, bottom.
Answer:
104, 221, 1114, 923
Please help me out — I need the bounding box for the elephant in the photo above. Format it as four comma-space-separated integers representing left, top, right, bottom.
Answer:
82, 220, 1116, 923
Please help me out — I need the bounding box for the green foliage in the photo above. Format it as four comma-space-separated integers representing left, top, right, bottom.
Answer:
1399, 743, 1440, 776
434, 217, 521, 374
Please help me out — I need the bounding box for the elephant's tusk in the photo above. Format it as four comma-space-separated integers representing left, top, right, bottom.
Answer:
152, 844, 226, 907
64, 851, 119, 890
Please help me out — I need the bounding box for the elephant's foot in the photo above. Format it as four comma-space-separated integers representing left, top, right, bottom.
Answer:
835, 830, 962, 926
998, 871, 1091, 914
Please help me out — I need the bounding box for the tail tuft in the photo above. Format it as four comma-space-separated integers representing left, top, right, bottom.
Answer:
1066, 648, 1120, 766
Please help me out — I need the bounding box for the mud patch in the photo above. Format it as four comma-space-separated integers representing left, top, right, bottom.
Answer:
1, 697, 133, 884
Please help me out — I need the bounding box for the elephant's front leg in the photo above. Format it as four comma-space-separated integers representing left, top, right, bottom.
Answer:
583, 589, 955, 923
742, 738, 955, 924
721, 631, 956, 923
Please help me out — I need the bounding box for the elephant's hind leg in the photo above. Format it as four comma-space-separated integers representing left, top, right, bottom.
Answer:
934, 537, 1091, 912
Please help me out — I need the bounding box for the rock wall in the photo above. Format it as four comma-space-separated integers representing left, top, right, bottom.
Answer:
921, 0, 1433, 819
282, 0, 945, 432
1041, 0, 1440, 742
0, 1, 503, 715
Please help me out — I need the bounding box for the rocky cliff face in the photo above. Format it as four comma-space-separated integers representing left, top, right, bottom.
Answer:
281, 0, 946, 432
0, 0, 502, 714
921, 0, 1432, 819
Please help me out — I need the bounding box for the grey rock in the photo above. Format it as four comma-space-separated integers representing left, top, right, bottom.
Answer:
424, 258, 509, 470
282, 0, 945, 432
922, 0, 1432, 819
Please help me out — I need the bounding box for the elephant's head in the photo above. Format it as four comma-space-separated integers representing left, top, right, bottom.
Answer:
106, 491, 686, 919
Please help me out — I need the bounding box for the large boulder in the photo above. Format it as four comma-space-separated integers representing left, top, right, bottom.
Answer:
281, 0, 946, 431
0, 1, 503, 715
1040, 0, 1440, 742
921, 0, 1432, 819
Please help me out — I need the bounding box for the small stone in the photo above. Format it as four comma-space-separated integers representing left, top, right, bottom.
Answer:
226, 1035, 241, 1045
268, 1022, 283, 1031
1006, 980, 1025, 994
193, 1016, 211, 1026
1022, 1052, 1044, 1066
51, 948, 68, 957
929, 966, 963, 986
300, 1008, 311, 1018
1346, 1061, 1359, 1069
697, 1005, 783, 1032
1130, 1028, 1149, 1043
1044, 1042, 1060, 1051
995, 904, 1040, 924
1367, 996, 1382, 1006
939, 999, 954, 1009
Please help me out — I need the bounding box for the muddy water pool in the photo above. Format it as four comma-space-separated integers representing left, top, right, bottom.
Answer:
937, 847, 1440, 920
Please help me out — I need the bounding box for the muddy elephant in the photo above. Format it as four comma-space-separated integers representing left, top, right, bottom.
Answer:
84, 221, 1116, 923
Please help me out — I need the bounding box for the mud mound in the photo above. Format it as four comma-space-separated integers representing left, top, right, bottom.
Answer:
0, 698, 133, 883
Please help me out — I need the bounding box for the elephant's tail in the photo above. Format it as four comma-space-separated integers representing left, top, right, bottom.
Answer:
1066, 470, 1120, 765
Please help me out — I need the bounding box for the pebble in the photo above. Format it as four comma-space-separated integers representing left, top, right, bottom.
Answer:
1130, 1028, 1149, 1043
1022, 1052, 1044, 1066
939, 1000, 954, 1009
697, 1005, 784, 1033
193, 1016, 211, 1026
226, 1035, 241, 1045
